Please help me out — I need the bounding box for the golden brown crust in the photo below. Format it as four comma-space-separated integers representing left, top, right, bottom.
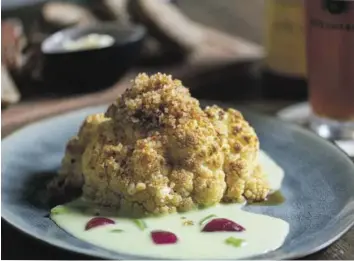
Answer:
205, 105, 270, 202
52, 73, 270, 215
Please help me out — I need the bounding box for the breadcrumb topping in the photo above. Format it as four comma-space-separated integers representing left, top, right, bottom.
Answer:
49, 73, 270, 215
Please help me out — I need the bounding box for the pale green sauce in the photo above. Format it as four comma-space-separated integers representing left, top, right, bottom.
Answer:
50, 150, 289, 259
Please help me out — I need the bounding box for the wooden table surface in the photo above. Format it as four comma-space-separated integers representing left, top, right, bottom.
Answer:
2, 0, 353, 259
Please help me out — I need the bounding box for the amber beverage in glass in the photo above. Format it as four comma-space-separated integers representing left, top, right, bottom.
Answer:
305, 0, 354, 140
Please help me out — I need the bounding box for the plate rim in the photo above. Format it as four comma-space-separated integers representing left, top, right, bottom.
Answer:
2, 102, 354, 260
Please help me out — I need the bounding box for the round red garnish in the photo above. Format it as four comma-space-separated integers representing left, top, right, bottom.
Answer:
202, 218, 245, 232
151, 230, 178, 244
85, 217, 115, 230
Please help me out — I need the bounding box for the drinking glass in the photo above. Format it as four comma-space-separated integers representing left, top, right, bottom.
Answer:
305, 0, 354, 140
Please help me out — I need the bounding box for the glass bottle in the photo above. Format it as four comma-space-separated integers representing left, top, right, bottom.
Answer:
262, 0, 307, 100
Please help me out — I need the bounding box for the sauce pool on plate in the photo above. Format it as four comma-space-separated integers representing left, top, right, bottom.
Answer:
50, 150, 289, 259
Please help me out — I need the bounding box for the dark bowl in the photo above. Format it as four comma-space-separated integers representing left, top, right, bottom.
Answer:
41, 22, 146, 95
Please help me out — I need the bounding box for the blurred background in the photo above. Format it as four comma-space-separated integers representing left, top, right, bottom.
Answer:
2, 0, 353, 152
2, 0, 354, 144
5, 0, 353, 149
2, 0, 269, 102
2, 0, 310, 134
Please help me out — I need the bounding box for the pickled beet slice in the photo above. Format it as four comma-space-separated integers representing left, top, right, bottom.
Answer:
85, 217, 115, 230
151, 230, 178, 244
202, 218, 245, 232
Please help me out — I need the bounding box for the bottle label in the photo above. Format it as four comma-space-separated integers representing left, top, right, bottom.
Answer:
265, 0, 307, 77
306, 0, 354, 120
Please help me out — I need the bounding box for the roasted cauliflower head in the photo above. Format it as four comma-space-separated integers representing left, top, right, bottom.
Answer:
49, 73, 270, 215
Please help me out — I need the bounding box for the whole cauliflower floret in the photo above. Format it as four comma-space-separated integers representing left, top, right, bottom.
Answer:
50, 73, 270, 215
204, 105, 270, 202
47, 113, 109, 198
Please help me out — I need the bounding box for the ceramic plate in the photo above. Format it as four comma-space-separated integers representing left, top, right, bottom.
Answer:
2, 102, 354, 260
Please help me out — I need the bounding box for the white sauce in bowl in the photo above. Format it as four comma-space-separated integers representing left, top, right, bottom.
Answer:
51, 150, 289, 259
62, 33, 114, 51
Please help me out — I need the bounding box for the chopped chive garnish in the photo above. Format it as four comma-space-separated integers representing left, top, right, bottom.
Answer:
199, 214, 217, 225
110, 229, 124, 233
225, 237, 246, 247
183, 220, 194, 226
133, 219, 147, 230
50, 206, 68, 215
